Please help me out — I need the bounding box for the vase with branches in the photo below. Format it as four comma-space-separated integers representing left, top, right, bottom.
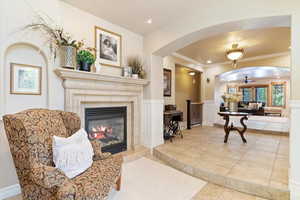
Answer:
24, 15, 83, 68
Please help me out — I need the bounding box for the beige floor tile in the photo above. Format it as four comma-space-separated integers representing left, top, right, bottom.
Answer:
219, 188, 267, 200
192, 183, 225, 200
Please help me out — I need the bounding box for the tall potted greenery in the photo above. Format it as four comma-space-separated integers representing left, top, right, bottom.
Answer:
127, 56, 146, 79
24, 15, 83, 68
77, 48, 96, 72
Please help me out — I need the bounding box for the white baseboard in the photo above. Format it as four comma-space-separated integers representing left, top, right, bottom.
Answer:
202, 121, 214, 126
0, 184, 21, 199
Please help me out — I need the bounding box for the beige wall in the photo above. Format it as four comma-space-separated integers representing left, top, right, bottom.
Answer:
163, 56, 195, 105
175, 65, 201, 122
202, 54, 290, 101
0, 0, 143, 189
163, 56, 176, 104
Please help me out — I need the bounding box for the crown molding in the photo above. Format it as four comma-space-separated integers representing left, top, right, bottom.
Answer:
203, 51, 290, 68
171, 53, 203, 66
171, 53, 204, 72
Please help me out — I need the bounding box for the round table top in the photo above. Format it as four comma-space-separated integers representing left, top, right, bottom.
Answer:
218, 112, 249, 116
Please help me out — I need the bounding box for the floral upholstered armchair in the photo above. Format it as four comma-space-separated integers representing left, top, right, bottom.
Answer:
3, 109, 123, 200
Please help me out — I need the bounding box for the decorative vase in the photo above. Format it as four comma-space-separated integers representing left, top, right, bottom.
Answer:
60, 45, 76, 69
132, 74, 138, 79
228, 102, 238, 112
95, 62, 102, 73
79, 61, 92, 72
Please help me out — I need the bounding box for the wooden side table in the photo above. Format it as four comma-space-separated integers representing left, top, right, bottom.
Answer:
218, 112, 248, 143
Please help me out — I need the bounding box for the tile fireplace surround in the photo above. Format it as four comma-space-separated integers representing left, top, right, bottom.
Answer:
55, 68, 149, 151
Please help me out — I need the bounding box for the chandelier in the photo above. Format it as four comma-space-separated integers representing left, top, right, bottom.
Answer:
226, 44, 244, 68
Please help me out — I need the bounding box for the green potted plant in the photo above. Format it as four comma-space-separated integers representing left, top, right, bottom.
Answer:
127, 56, 146, 79
77, 48, 96, 72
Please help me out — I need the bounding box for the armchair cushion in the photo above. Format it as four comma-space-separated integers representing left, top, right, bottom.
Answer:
72, 154, 123, 199
53, 128, 94, 178
30, 162, 68, 189
90, 139, 111, 160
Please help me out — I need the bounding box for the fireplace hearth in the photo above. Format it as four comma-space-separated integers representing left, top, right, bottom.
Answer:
85, 107, 127, 154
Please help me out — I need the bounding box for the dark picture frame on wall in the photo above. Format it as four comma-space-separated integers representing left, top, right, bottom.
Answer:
163, 68, 172, 97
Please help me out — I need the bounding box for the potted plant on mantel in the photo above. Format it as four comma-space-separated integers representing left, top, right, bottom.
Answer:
76, 48, 96, 72
24, 15, 83, 69
127, 56, 146, 79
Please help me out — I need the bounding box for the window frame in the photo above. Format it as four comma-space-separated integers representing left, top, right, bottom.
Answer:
271, 81, 286, 108
238, 84, 269, 105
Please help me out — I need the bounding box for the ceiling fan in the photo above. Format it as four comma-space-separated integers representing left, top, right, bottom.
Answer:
244, 76, 255, 84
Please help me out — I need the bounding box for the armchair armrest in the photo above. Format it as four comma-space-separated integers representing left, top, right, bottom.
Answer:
90, 139, 111, 160
30, 162, 69, 189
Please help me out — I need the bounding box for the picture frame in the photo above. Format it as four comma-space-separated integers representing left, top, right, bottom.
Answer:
163, 68, 172, 97
10, 63, 42, 95
95, 26, 122, 68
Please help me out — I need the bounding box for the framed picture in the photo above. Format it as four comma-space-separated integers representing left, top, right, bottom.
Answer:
10, 63, 42, 95
95, 26, 122, 68
163, 69, 172, 97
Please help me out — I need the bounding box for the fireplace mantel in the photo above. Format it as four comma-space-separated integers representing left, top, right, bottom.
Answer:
55, 68, 149, 87
55, 68, 149, 151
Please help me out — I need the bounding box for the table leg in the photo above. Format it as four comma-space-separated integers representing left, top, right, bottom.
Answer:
238, 116, 248, 143
223, 115, 230, 143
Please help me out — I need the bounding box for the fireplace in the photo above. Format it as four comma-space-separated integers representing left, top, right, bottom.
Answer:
85, 107, 127, 154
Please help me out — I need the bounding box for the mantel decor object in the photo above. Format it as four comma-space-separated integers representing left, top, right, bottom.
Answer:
24, 15, 84, 69
123, 66, 132, 78
77, 48, 96, 72
60, 45, 77, 69
127, 56, 145, 79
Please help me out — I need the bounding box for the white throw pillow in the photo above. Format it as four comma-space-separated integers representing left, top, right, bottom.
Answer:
52, 128, 94, 179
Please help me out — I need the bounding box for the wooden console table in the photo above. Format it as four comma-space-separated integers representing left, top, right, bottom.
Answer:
218, 112, 248, 143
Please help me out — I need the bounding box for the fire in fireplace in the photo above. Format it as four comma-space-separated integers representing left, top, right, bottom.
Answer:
85, 107, 127, 154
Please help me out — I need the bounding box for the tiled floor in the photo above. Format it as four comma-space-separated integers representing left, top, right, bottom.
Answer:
5, 126, 289, 200
193, 183, 266, 200
156, 126, 289, 189
5, 183, 267, 200
6, 155, 268, 200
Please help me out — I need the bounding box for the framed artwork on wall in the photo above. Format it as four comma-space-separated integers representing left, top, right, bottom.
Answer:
95, 26, 122, 68
10, 63, 42, 95
163, 68, 172, 97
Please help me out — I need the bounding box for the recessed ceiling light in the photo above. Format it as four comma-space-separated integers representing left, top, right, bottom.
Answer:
207, 60, 212, 64
289, 46, 291, 49
189, 71, 196, 76
146, 18, 152, 24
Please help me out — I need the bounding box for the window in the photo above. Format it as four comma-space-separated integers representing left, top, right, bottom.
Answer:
272, 83, 285, 107
240, 85, 268, 103
228, 87, 237, 94
255, 87, 268, 103
242, 88, 253, 102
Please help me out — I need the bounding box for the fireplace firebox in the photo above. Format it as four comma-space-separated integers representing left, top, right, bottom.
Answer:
85, 107, 127, 154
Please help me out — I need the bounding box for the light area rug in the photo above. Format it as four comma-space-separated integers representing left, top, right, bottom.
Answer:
109, 157, 207, 200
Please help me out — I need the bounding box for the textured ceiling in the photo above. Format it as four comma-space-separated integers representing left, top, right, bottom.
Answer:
176, 27, 291, 64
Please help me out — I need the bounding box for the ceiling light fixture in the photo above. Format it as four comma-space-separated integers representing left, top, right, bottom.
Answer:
146, 18, 152, 24
206, 60, 212, 64
226, 44, 244, 68
189, 71, 196, 76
